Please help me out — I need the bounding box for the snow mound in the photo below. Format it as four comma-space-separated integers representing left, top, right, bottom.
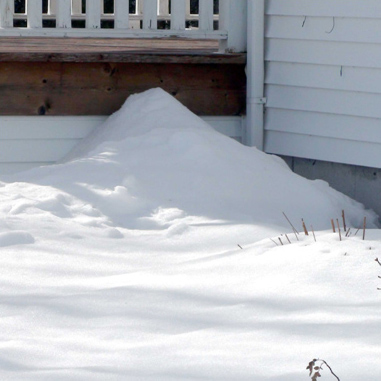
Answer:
1, 88, 378, 242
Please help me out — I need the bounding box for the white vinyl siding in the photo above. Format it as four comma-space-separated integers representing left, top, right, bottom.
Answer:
264, 0, 381, 168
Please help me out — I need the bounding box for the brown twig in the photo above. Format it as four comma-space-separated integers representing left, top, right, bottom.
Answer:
354, 228, 360, 236
331, 219, 336, 233
302, 219, 309, 236
336, 219, 342, 241
278, 237, 284, 246
284, 234, 291, 244
321, 359, 341, 381
282, 212, 299, 240
375, 258, 381, 267
270, 238, 278, 246
342, 210, 346, 232
237, 244, 243, 250
363, 217, 367, 240
345, 228, 351, 237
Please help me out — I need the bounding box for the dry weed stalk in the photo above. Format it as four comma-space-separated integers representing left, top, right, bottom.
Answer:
306, 359, 340, 381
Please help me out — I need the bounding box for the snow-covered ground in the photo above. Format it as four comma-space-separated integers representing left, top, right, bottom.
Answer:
0, 89, 380, 380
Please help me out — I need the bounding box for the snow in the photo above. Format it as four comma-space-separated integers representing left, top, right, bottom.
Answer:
0, 88, 380, 380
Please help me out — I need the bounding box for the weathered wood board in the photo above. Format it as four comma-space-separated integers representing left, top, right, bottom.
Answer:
0, 37, 246, 116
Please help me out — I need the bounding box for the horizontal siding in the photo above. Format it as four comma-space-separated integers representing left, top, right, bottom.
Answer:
264, 2, 381, 168
265, 132, 381, 169
266, 0, 381, 18
0, 116, 243, 175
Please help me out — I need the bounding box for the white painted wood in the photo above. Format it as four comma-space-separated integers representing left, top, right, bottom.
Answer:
159, 0, 169, 16
86, 0, 101, 29
171, 0, 186, 30
266, 0, 381, 18
266, 109, 381, 145
264, 3, 381, 168
266, 85, 381, 119
56, 0, 72, 28
266, 15, 381, 45
72, 0, 82, 15
0, 0, 14, 28
246, 0, 265, 149
27, 0, 43, 28
265, 131, 381, 169
0, 116, 244, 174
265, 62, 381, 95
219, 0, 247, 52
266, 39, 381, 69
0, 27, 226, 38
199, 0, 214, 31
48, 0, 57, 15
115, 0, 129, 29
143, 0, 157, 29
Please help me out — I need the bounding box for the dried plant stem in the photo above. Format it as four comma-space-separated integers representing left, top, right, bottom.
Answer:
310, 225, 316, 242
284, 234, 291, 244
342, 210, 346, 232
278, 237, 284, 246
345, 228, 351, 237
336, 219, 342, 241
237, 244, 243, 250
302, 219, 309, 236
375, 258, 381, 267
331, 219, 336, 233
354, 228, 360, 236
363, 217, 367, 240
270, 238, 278, 246
282, 212, 299, 240
320, 359, 341, 381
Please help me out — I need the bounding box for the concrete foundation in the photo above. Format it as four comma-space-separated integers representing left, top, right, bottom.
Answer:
281, 156, 381, 220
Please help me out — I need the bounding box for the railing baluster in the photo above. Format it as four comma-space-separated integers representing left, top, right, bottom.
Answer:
171, 0, 186, 30
0, 0, 14, 28
115, 0, 129, 29
143, 0, 157, 30
72, 0, 82, 15
158, 0, 169, 16
86, 0, 101, 28
48, 0, 57, 15
199, 0, 214, 31
57, 0, 72, 28
27, 0, 43, 28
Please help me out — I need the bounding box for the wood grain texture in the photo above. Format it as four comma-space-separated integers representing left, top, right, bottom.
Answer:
0, 61, 246, 116
0, 37, 245, 63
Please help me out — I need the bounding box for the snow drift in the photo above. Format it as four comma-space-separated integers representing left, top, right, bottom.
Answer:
0, 89, 380, 381
2, 88, 377, 247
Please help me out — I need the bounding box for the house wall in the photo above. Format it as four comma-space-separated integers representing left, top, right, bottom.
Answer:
263, 0, 381, 169
281, 155, 381, 219
0, 115, 244, 176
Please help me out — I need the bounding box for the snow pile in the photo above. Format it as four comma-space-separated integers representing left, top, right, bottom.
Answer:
0, 88, 380, 380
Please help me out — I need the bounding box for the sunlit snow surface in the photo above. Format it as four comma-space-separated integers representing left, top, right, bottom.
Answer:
0, 89, 380, 380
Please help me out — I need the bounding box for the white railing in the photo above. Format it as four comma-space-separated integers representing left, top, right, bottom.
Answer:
0, 0, 247, 51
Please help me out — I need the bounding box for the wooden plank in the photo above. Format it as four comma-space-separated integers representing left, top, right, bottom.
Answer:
265, 131, 381, 169
199, 0, 214, 31
265, 62, 381, 95
86, 0, 101, 29
27, 0, 43, 29
143, 0, 157, 30
266, 85, 381, 119
0, 62, 246, 116
0, 0, 14, 28
266, 15, 381, 45
266, 38, 381, 69
56, 0, 72, 29
265, 109, 381, 144
115, 0, 130, 29
266, 0, 381, 18
171, 0, 186, 30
